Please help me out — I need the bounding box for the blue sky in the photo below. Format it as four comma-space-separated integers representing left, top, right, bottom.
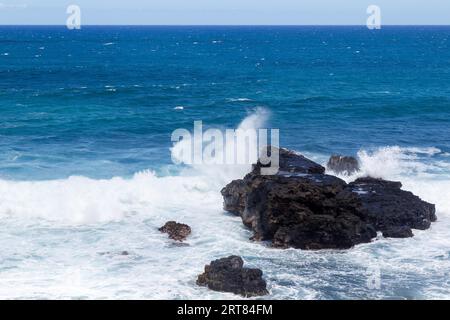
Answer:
0, 0, 449, 25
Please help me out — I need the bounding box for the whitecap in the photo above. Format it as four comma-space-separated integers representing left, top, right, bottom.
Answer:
227, 98, 253, 102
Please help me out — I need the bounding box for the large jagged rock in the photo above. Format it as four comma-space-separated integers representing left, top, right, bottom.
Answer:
196, 256, 268, 297
326, 155, 360, 175
221, 148, 437, 248
348, 177, 436, 234
222, 147, 324, 215
243, 174, 376, 249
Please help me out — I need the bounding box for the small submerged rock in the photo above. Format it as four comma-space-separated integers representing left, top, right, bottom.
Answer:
99, 250, 130, 256
197, 256, 268, 297
326, 155, 360, 175
159, 221, 191, 241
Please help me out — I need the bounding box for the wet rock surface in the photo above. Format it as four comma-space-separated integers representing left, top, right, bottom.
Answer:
197, 256, 268, 297
253, 147, 325, 175
348, 177, 436, 232
221, 149, 436, 249
159, 221, 192, 241
241, 174, 376, 249
326, 155, 360, 175
382, 226, 414, 238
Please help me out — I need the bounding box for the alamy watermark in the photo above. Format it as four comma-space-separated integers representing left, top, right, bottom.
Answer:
366, 263, 381, 290
63, 5, 380, 31
367, 5, 381, 29
66, 4, 81, 30
171, 121, 280, 175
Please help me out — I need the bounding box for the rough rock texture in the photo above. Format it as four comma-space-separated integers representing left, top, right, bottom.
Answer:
159, 221, 192, 241
327, 155, 360, 175
221, 149, 437, 249
196, 256, 268, 297
348, 177, 436, 232
253, 147, 325, 175
222, 147, 325, 215
382, 226, 414, 238
221, 179, 252, 215
242, 174, 376, 249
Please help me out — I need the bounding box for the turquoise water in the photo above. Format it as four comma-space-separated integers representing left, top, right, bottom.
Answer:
0, 26, 450, 299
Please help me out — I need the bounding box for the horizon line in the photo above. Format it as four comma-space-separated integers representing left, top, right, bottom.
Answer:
1, 24, 450, 27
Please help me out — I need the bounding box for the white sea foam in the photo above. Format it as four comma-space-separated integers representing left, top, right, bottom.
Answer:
327, 145, 450, 217
0, 172, 217, 224
0, 108, 269, 225
170, 107, 269, 188
227, 98, 253, 102
0, 110, 272, 299
1, 112, 450, 299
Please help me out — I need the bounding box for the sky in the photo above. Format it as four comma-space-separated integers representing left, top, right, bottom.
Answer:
0, 0, 449, 25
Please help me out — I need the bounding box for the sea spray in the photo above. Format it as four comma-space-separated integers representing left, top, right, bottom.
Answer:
0, 110, 272, 224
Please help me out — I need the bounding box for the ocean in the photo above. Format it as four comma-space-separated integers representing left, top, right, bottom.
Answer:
0, 26, 450, 299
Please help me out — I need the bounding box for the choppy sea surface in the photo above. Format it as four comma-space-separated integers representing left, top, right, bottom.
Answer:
1, 26, 450, 299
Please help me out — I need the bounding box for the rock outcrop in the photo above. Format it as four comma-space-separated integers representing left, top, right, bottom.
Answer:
221, 148, 436, 248
197, 256, 268, 297
326, 155, 360, 175
253, 147, 325, 175
159, 221, 192, 241
382, 226, 414, 238
240, 174, 376, 249
348, 177, 436, 236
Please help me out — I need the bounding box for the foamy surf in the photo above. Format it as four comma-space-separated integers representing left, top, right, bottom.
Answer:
326, 146, 450, 217
0, 171, 220, 224
0, 111, 450, 299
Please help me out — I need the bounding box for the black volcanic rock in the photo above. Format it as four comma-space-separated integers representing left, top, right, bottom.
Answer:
221, 179, 252, 215
196, 256, 268, 297
159, 221, 192, 241
241, 174, 376, 249
222, 147, 325, 216
327, 155, 360, 175
222, 150, 377, 249
252, 147, 325, 175
221, 148, 436, 250
348, 177, 436, 232
382, 226, 414, 238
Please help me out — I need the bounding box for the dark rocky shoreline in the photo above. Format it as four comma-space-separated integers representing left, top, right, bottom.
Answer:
221, 147, 436, 249
175, 147, 436, 297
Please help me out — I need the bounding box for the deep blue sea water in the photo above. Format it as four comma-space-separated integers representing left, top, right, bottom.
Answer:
0, 26, 450, 299
2, 26, 450, 179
